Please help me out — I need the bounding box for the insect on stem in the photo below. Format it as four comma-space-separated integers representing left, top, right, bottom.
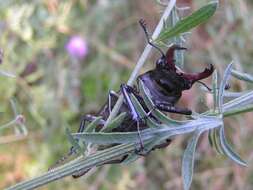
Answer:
104, 0, 177, 126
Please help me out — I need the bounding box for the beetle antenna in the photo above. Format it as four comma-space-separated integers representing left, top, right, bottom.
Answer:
196, 81, 212, 91
139, 19, 165, 57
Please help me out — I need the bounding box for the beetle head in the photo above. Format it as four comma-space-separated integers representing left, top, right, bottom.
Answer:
161, 45, 214, 90
138, 20, 214, 88
156, 45, 187, 70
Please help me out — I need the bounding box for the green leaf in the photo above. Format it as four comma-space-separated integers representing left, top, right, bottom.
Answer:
128, 92, 164, 128
231, 69, 253, 83
138, 80, 188, 126
219, 126, 247, 166
155, 1, 218, 43
218, 63, 233, 113
208, 128, 224, 154
102, 112, 127, 132
223, 91, 253, 112
73, 116, 222, 145
65, 128, 84, 155
224, 104, 253, 117
224, 91, 248, 98
85, 116, 102, 132
73, 129, 157, 145
212, 70, 218, 111
182, 130, 202, 190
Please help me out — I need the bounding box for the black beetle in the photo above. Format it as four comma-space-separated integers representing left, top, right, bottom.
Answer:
51, 19, 214, 177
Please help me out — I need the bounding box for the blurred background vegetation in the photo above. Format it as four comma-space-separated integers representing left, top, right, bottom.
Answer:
0, 0, 253, 189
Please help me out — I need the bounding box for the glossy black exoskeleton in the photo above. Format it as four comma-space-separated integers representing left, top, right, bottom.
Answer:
51, 20, 214, 177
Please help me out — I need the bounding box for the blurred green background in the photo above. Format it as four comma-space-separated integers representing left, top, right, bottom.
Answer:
0, 0, 253, 189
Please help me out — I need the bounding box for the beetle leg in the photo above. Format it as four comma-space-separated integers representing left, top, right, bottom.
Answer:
108, 90, 119, 113
120, 84, 142, 121
72, 155, 129, 178
120, 84, 145, 151
154, 100, 192, 115
73, 139, 172, 178
152, 139, 172, 150
78, 114, 105, 133
196, 81, 230, 92
135, 138, 172, 156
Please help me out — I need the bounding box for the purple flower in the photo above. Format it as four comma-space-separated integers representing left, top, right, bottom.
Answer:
65, 36, 88, 59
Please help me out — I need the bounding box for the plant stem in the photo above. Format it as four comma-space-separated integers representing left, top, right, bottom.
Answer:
104, 0, 177, 126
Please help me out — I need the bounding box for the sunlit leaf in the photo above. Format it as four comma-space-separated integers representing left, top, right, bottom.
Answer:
218, 63, 233, 113
155, 1, 218, 43
73, 116, 222, 145
219, 126, 247, 166
223, 104, 253, 117
231, 69, 253, 83
212, 70, 218, 111
85, 116, 102, 132
138, 80, 188, 126
224, 91, 249, 98
65, 128, 84, 155
73, 130, 156, 145
208, 128, 224, 154
102, 112, 127, 132
182, 130, 202, 190
223, 91, 253, 112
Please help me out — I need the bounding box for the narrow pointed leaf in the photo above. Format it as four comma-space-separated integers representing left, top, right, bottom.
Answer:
138, 80, 188, 126
156, 2, 218, 42
224, 91, 248, 98
219, 126, 247, 166
65, 128, 84, 155
231, 69, 253, 83
73, 116, 222, 145
223, 91, 253, 112
73, 130, 156, 145
102, 112, 127, 132
212, 70, 218, 111
85, 116, 102, 132
182, 130, 202, 190
224, 104, 253, 117
208, 128, 224, 154
128, 92, 164, 128
218, 63, 233, 113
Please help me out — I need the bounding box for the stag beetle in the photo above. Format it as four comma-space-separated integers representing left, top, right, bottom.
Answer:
51, 19, 214, 177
